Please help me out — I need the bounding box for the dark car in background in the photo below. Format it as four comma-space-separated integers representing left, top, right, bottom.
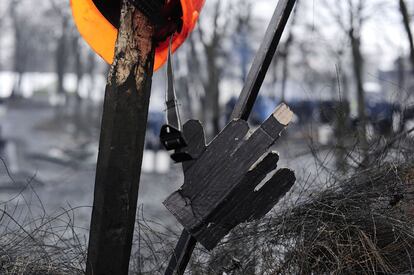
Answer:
145, 111, 165, 151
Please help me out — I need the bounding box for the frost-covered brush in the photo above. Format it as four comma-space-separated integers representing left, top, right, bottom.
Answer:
159, 0, 298, 274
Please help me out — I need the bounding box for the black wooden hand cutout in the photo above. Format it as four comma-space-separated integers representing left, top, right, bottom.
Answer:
164, 103, 296, 250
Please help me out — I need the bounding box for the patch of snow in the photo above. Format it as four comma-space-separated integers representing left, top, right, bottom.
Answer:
0, 72, 107, 100
318, 125, 333, 145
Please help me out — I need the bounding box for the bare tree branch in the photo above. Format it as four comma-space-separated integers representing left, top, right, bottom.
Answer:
399, 0, 414, 73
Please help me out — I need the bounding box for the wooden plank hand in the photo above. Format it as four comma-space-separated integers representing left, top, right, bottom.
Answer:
164, 104, 295, 250
163, 1, 298, 273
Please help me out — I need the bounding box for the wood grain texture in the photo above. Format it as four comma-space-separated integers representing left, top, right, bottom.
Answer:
196, 168, 295, 249
164, 104, 295, 250
86, 1, 155, 274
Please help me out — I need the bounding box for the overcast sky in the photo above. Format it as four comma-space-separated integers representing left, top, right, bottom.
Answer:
253, 0, 410, 70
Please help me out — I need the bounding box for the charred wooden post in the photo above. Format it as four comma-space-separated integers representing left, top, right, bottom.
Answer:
86, 1, 155, 274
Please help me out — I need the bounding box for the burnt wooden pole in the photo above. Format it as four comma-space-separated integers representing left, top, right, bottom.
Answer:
85, 1, 156, 274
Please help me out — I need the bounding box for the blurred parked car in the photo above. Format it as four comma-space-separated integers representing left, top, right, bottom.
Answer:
145, 111, 165, 151
288, 100, 317, 124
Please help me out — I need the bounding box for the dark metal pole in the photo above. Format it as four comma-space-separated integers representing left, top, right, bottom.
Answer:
165, 231, 197, 275
230, 0, 297, 121
165, 1, 297, 274
86, 1, 156, 274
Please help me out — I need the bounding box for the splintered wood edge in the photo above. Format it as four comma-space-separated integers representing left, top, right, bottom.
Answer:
273, 103, 293, 126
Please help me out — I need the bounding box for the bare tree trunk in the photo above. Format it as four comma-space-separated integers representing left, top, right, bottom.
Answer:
280, 3, 298, 102
10, 0, 24, 98
85, 1, 155, 274
396, 55, 407, 133
72, 35, 83, 101
334, 52, 351, 172
188, 34, 205, 123
86, 52, 96, 100
0, 7, 4, 71
71, 35, 85, 138
56, 16, 69, 103
204, 45, 221, 137
271, 54, 279, 98
197, 1, 224, 139
399, 0, 414, 72
349, 29, 368, 157
280, 49, 290, 103
398, 56, 406, 89
334, 65, 350, 172
12, 73, 23, 98
177, 77, 192, 119
175, 55, 193, 119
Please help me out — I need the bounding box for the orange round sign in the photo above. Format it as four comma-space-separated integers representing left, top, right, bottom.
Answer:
70, 0, 205, 71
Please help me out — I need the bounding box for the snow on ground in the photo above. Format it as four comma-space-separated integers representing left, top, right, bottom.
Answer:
0, 72, 107, 101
